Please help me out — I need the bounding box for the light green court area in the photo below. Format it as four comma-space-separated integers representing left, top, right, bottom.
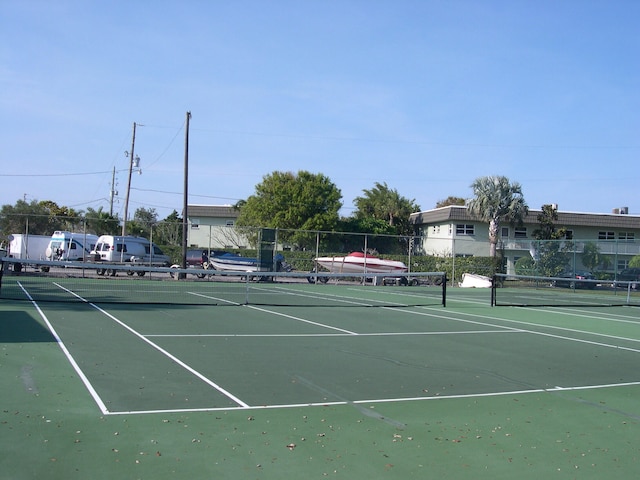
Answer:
1, 285, 639, 479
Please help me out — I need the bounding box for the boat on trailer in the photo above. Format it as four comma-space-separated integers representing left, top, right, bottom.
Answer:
314, 251, 408, 274
206, 253, 259, 272
206, 252, 289, 273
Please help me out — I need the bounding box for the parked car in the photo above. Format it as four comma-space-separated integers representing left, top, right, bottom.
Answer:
552, 270, 596, 289
613, 268, 640, 290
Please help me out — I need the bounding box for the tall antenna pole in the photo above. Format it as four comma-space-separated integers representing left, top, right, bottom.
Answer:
122, 122, 137, 238
181, 111, 191, 270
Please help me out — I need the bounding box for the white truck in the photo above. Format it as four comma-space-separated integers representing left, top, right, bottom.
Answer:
5, 233, 51, 272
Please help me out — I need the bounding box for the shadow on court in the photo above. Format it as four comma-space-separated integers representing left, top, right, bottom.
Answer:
0, 311, 56, 343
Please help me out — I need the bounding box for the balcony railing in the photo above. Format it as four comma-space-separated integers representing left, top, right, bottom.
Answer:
500, 239, 640, 256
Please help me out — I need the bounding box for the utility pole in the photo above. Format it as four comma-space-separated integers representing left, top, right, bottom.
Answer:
122, 122, 137, 238
181, 111, 191, 271
109, 166, 117, 216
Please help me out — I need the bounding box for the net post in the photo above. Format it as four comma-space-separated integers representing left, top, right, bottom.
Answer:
491, 275, 496, 306
442, 273, 447, 307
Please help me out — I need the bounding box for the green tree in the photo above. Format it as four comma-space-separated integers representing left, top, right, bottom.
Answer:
124, 207, 158, 239
155, 210, 183, 246
435, 196, 466, 208
629, 255, 640, 268
84, 206, 120, 235
0, 199, 57, 236
236, 171, 342, 249
581, 241, 610, 272
334, 216, 401, 253
353, 182, 420, 236
531, 204, 570, 276
466, 176, 528, 257
39, 200, 82, 231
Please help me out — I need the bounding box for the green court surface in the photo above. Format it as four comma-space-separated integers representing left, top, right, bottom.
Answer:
1, 284, 639, 479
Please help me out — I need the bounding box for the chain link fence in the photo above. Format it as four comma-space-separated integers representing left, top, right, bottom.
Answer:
2, 213, 638, 284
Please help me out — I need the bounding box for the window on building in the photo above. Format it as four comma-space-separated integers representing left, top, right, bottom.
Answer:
501, 227, 509, 238
598, 231, 615, 240
191, 218, 200, 229
456, 224, 474, 235
619, 232, 635, 241
564, 230, 574, 240
618, 259, 630, 270
514, 227, 527, 238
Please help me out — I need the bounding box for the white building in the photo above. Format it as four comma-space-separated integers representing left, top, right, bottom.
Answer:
186, 205, 249, 249
409, 205, 640, 274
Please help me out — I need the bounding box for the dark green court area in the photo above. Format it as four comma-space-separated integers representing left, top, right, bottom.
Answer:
2, 283, 639, 479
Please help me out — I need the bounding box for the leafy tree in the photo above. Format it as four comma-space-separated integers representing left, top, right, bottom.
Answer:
435, 196, 466, 208
629, 255, 640, 268
514, 256, 536, 275
532, 204, 566, 240
467, 176, 528, 258
39, 200, 82, 231
84, 206, 120, 235
353, 182, 420, 236
333, 216, 402, 253
0, 199, 59, 236
154, 210, 183, 246
581, 241, 610, 272
236, 171, 342, 249
531, 204, 571, 276
126, 207, 158, 239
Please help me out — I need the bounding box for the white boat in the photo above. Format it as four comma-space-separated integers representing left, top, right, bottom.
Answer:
206, 253, 289, 273
459, 273, 492, 288
314, 252, 408, 274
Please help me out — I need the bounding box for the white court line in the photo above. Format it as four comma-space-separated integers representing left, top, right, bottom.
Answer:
27, 282, 640, 416
406, 306, 640, 352
184, 290, 360, 334
187, 291, 241, 305
245, 305, 359, 334
52, 282, 251, 410
102, 380, 640, 416
523, 306, 640, 325
254, 285, 400, 307
146, 330, 518, 338
17, 281, 109, 415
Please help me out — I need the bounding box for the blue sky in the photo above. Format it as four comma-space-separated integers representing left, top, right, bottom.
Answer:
1, 0, 638, 221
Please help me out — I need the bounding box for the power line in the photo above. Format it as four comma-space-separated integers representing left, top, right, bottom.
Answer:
0, 169, 127, 177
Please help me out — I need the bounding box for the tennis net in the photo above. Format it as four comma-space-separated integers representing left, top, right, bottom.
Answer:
0, 257, 447, 307
491, 273, 640, 307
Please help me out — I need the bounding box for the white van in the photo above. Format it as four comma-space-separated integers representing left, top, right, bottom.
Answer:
91, 235, 170, 266
46, 231, 99, 261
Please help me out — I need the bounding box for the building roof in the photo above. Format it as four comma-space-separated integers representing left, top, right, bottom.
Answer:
409, 206, 640, 229
186, 204, 239, 218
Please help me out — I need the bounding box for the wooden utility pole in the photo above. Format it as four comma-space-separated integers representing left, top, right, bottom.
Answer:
181, 112, 191, 271
109, 166, 117, 216
121, 122, 137, 238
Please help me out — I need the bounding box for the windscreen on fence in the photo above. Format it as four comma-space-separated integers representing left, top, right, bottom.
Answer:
491, 273, 640, 307
0, 257, 447, 308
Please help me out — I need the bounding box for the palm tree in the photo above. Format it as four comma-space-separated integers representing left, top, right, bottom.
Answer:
354, 182, 420, 236
467, 176, 528, 257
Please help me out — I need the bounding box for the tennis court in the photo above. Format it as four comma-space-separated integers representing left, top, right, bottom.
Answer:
2, 264, 640, 478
